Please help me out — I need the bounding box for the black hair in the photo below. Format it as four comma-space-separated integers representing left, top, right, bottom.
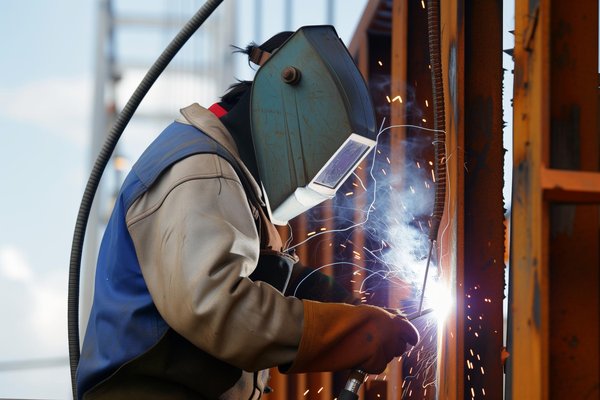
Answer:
220, 80, 252, 110
220, 31, 294, 108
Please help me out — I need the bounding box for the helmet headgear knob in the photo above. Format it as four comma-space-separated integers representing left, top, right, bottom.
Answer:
281, 66, 301, 85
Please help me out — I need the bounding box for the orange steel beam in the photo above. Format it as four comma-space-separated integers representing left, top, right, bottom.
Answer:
388, 1, 407, 398
508, 0, 551, 396
510, 0, 600, 398
546, 0, 599, 397
541, 168, 600, 203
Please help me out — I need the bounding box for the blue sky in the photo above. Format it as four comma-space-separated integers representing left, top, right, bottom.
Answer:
0, 1, 94, 398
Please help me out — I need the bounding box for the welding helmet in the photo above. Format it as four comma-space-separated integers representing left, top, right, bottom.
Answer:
250, 25, 377, 225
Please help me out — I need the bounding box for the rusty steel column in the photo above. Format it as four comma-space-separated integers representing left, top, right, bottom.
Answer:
547, 0, 599, 398
509, 0, 600, 398
439, 0, 504, 399
508, 0, 551, 398
462, 1, 505, 399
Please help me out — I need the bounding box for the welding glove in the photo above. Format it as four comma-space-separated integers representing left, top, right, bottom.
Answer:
282, 300, 420, 375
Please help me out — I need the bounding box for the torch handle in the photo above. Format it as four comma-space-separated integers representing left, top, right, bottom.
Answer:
338, 369, 367, 399
338, 389, 360, 400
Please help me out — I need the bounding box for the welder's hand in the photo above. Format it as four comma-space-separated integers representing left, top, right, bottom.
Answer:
281, 301, 420, 375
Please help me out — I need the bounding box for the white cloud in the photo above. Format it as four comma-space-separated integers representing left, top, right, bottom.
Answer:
30, 269, 68, 352
0, 245, 34, 282
0, 245, 67, 355
0, 75, 93, 148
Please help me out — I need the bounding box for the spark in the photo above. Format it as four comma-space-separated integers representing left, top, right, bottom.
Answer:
280, 119, 453, 396
378, 60, 383, 66
422, 118, 427, 123
425, 99, 429, 107
392, 95, 403, 103
318, 387, 324, 393
304, 389, 309, 396
320, 227, 327, 231
307, 231, 316, 236
431, 170, 436, 182
386, 95, 392, 103
421, 0, 425, 9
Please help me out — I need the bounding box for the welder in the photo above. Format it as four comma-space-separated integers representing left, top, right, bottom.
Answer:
76, 26, 419, 399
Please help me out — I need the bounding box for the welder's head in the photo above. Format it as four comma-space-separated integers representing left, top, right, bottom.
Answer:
227, 26, 377, 225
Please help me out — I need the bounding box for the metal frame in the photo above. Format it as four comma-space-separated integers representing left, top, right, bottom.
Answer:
508, 0, 600, 398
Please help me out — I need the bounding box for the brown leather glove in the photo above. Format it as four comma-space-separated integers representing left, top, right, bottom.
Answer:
282, 300, 420, 375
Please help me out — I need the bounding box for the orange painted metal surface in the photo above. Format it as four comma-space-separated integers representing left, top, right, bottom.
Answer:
546, 0, 599, 398
509, 0, 600, 399
541, 168, 600, 202
508, 0, 550, 396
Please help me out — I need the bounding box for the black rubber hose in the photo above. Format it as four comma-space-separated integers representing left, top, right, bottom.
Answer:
427, 0, 447, 242
68, 1, 223, 397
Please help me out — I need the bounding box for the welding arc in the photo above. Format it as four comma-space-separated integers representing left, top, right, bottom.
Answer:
67, 1, 224, 398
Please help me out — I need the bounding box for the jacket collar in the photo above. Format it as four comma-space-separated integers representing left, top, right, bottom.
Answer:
178, 103, 264, 205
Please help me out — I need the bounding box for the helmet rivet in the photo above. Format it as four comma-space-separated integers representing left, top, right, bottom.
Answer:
281, 66, 301, 85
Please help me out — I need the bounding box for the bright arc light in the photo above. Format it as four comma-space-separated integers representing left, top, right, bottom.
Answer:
426, 280, 453, 322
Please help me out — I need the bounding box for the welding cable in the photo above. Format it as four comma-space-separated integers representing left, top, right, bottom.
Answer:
416, 0, 447, 317
67, 1, 224, 397
427, 0, 447, 242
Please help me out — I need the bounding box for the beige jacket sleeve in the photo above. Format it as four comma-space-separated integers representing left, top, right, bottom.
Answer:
125, 153, 304, 372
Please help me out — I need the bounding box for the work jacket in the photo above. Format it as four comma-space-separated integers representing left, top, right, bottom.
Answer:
77, 104, 305, 399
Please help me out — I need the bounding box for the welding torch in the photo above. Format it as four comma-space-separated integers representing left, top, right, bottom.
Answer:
337, 307, 434, 400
